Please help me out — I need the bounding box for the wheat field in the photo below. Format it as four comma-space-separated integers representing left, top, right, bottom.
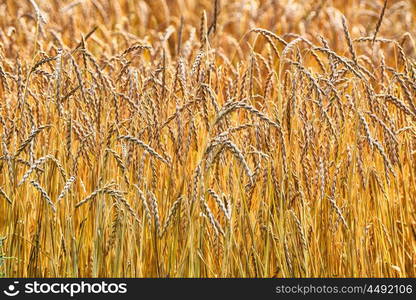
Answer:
0, 0, 415, 278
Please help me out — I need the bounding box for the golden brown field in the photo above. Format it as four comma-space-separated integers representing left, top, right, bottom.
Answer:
0, 0, 415, 277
